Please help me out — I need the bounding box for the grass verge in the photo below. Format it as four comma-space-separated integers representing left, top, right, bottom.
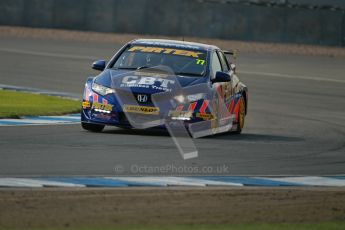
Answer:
0, 90, 80, 118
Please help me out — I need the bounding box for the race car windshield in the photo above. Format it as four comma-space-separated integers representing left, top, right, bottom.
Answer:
111, 45, 207, 76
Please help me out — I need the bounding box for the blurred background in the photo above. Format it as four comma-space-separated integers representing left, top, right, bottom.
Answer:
0, 0, 344, 46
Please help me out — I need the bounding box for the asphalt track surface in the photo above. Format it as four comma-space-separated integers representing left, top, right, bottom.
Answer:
0, 36, 345, 176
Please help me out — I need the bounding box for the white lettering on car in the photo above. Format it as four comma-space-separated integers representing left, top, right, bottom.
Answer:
138, 77, 156, 85
121, 76, 175, 89
122, 76, 138, 84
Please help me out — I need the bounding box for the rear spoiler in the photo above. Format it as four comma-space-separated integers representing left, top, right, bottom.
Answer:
223, 50, 237, 59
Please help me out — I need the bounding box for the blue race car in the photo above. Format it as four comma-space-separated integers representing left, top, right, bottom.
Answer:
81, 39, 248, 136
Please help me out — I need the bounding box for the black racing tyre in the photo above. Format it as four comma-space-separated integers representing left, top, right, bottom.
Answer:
234, 96, 245, 134
81, 122, 105, 132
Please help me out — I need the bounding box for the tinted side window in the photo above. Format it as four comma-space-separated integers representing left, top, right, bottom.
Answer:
217, 51, 229, 71
211, 52, 222, 79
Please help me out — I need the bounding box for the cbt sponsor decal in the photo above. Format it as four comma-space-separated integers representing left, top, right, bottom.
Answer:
120, 76, 175, 92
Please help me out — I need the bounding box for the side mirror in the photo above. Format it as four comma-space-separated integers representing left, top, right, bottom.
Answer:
212, 71, 231, 83
92, 60, 106, 71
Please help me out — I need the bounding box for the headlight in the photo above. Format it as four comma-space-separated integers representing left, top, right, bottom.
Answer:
174, 95, 185, 103
174, 93, 205, 103
92, 82, 116, 96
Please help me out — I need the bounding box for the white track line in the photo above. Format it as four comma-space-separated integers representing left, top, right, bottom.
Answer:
240, 70, 345, 84
0, 48, 97, 60
0, 119, 71, 124
2, 48, 344, 84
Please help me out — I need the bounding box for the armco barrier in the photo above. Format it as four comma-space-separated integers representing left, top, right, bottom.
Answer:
0, 0, 344, 46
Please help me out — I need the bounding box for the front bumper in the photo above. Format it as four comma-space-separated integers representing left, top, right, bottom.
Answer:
81, 84, 235, 129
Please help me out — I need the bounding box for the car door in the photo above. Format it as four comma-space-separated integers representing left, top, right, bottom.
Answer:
209, 51, 233, 129
216, 50, 234, 106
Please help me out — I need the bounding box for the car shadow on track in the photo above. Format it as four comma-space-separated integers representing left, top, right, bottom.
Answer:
102, 127, 171, 137
101, 127, 304, 143
203, 132, 304, 142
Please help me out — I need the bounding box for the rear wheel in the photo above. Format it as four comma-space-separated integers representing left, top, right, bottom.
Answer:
81, 122, 105, 132
235, 96, 245, 134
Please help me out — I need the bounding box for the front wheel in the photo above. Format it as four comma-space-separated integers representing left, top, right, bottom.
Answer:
81, 122, 105, 132
234, 97, 245, 134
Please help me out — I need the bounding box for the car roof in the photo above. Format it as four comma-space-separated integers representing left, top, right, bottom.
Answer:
130, 39, 219, 51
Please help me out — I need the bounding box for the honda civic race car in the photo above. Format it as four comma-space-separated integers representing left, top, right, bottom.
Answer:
81, 39, 248, 137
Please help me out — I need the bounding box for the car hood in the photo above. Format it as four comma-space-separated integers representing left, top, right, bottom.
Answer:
94, 69, 208, 94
